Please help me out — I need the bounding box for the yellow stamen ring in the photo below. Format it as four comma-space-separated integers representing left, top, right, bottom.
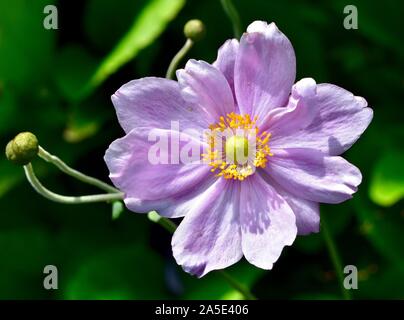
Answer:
202, 113, 273, 181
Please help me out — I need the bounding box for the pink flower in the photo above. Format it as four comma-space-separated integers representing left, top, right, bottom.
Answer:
105, 21, 373, 277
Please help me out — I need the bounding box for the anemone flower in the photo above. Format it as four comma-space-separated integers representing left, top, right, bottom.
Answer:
105, 21, 373, 277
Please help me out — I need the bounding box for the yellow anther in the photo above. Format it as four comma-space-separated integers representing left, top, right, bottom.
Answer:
205, 113, 272, 181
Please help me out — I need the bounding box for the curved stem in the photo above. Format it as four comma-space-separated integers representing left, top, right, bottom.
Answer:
147, 211, 177, 233
38, 146, 120, 194
147, 212, 257, 300
218, 270, 257, 300
165, 39, 193, 80
322, 214, 352, 300
24, 163, 124, 204
220, 0, 242, 38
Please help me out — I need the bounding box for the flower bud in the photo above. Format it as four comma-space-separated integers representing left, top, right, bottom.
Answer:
184, 19, 206, 42
5, 132, 39, 165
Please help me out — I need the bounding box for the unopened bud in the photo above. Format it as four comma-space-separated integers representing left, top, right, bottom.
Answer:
5, 132, 39, 165
184, 19, 206, 42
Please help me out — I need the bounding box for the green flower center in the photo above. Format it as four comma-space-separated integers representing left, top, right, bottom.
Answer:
225, 136, 249, 165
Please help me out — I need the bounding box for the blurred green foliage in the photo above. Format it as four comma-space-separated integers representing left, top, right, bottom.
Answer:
0, 0, 402, 299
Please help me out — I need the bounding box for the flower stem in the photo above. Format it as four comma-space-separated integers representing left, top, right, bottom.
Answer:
147, 211, 177, 233
220, 0, 242, 38
147, 212, 257, 300
165, 39, 193, 80
38, 146, 120, 194
321, 214, 352, 300
24, 163, 124, 204
218, 270, 257, 300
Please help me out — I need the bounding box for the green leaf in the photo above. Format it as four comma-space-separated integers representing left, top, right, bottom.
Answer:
369, 152, 404, 206
84, 0, 147, 51
0, 84, 19, 135
63, 119, 99, 143
54, 45, 97, 102
331, 0, 402, 57
353, 198, 404, 266
0, 228, 54, 299
0, 0, 55, 89
355, 265, 404, 299
64, 245, 169, 299
0, 159, 24, 198
80, 0, 185, 100
58, 92, 112, 143
0, 0, 57, 135
62, 102, 107, 143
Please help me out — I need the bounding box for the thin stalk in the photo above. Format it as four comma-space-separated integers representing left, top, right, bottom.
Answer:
147, 212, 257, 300
24, 163, 124, 204
148, 211, 177, 233
38, 146, 120, 194
322, 214, 352, 300
165, 39, 193, 79
219, 270, 257, 300
220, 0, 242, 38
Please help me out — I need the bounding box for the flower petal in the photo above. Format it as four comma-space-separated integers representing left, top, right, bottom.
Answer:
213, 39, 239, 99
281, 193, 320, 235
262, 78, 317, 134
240, 174, 297, 270
112, 77, 209, 134
261, 175, 320, 235
176, 59, 235, 122
270, 84, 373, 155
266, 148, 362, 204
104, 128, 210, 217
235, 21, 296, 119
172, 179, 242, 277
158, 175, 217, 218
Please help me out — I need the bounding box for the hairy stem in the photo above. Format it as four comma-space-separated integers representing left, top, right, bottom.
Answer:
322, 214, 352, 300
219, 270, 257, 300
220, 0, 242, 38
24, 163, 124, 204
38, 146, 120, 194
165, 39, 193, 79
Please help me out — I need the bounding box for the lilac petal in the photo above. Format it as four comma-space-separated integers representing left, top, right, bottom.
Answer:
240, 174, 297, 270
246, 20, 272, 33
112, 77, 209, 134
270, 84, 373, 155
263, 176, 320, 235
172, 179, 242, 277
176, 59, 236, 122
104, 128, 210, 217
261, 78, 317, 134
281, 193, 320, 235
213, 39, 239, 99
266, 148, 362, 204
158, 175, 217, 218
235, 21, 296, 120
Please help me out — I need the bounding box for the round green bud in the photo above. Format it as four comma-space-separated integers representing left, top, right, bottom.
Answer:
5, 132, 39, 165
184, 19, 206, 42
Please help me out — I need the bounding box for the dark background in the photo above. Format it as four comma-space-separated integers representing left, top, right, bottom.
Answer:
0, 0, 402, 299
